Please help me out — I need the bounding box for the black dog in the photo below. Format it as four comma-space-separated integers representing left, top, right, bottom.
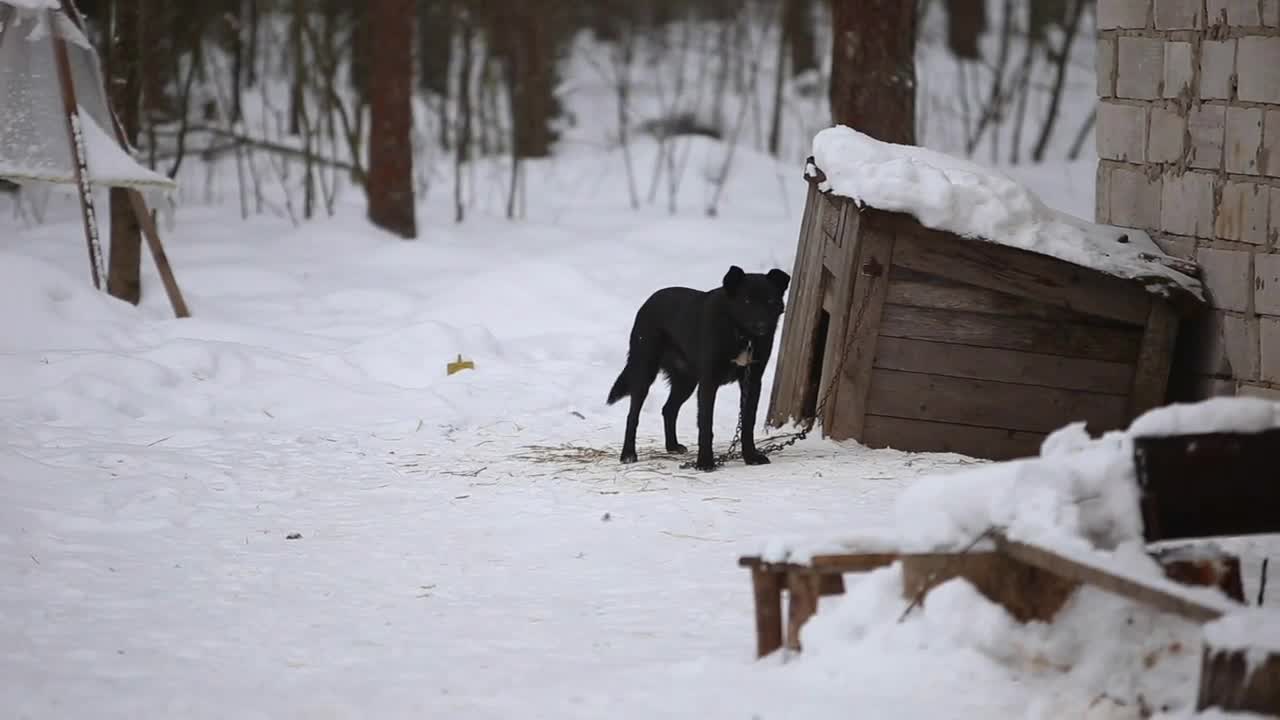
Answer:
606, 265, 791, 471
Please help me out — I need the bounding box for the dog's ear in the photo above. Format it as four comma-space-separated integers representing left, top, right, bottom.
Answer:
722, 265, 746, 295
766, 268, 791, 295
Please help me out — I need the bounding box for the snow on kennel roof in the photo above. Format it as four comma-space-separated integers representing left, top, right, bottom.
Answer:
0, 1, 175, 190
807, 126, 1202, 302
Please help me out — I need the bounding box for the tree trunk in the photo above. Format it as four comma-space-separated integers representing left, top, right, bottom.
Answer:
489, 0, 564, 158
828, 0, 917, 145
455, 8, 473, 223
945, 0, 986, 60
230, 0, 243, 123
767, 1, 788, 156
289, 0, 305, 136
367, 0, 418, 239
783, 0, 817, 77
106, 0, 143, 305
245, 0, 258, 87
417, 0, 452, 96
140, 0, 171, 114
1031, 0, 1087, 163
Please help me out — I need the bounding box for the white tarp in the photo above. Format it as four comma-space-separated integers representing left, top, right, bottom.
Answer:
0, 3, 175, 190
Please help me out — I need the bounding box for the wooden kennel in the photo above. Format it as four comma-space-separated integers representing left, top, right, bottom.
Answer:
766, 163, 1203, 461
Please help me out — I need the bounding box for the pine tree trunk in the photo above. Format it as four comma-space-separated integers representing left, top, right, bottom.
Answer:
367, 0, 418, 239
288, 0, 305, 136
783, 0, 817, 77
417, 0, 452, 96
489, 0, 562, 159
107, 0, 143, 305
828, 0, 917, 145
945, 0, 986, 60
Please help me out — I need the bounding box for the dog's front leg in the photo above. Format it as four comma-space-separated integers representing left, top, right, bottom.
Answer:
694, 379, 718, 471
739, 365, 769, 465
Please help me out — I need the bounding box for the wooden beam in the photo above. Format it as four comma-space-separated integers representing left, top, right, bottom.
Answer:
1128, 299, 1178, 418
49, 9, 104, 290
862, 414, 1045, 460
994, 534, 1230, 623
874, 336, 1133, 395
768, 183, 826, 427
816, 201, 859, 434
1198, 646, 1280, 715
785, 571, 822, 652
866, 368, 1130, 435
886, 219, 1151, 325
750, 567, 784, 659
128, 190, 191, 318
825, 221, 894, 441
879, 304, 1144, 363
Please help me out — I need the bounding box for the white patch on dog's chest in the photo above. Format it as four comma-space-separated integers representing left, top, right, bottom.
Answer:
732, 343, 754, 367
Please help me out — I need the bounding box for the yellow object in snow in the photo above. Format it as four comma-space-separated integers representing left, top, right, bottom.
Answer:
447, 354, 475, 375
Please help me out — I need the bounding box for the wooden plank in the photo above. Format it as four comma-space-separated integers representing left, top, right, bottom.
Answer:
767, 184, 827, 427
818, 574, 846, 596
885, 267, 1138, 327
750, 567, 784, 658
808, 553, 901, 573
1198, 647, 1280, 715
785, 571, 821, 652
886, 221, 1151, 325
1127, 299, 1177, 418
879, 304, 1144, 363
1134, 429, 1280, 541
862, 414, 1045, 460
50, 12, 104, 290
874, 336, 1134, 395
815, 202, 859, 434
900, 551, 1079, 623
866, 368, 1130, 434
824, 220, 893, 441
128, 189, 191, 319
994, 534, 1229, 623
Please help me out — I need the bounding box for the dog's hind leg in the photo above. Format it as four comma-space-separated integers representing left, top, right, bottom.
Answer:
620, 351, 660, 464
661, 375, 696, 454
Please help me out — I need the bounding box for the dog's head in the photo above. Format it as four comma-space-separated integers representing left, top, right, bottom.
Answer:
721, 265, 790, 337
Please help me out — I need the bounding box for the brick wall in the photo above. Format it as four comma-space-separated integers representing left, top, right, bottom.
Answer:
1097, 0, 1280, 400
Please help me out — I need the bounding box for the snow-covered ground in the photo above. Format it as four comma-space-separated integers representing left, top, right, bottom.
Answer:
5, 6, 1278, 717
0, 133, 1107, 719
9, 134, 1271, 719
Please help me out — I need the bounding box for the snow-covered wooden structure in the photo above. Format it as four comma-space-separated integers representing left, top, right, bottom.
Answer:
0, 0, 188, 317
767, 127, 1205, 460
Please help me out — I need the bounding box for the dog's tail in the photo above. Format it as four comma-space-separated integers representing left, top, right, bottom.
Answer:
606, 364, 630, 405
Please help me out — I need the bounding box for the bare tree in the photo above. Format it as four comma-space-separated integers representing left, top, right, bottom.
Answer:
828, 0, 917, 144
946, 0, 986, 60
367, 0, 417, 238
487, 0, 567, 158
1031, 0, 1088, 162
782, 0, 817, 77
454, 6, 474, 223
106, 0, 143, 304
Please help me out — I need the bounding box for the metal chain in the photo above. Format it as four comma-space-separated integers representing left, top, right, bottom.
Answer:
678, 260, 882, 470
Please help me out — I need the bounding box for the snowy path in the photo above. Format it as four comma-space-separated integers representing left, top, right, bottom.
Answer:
2, 146, 1192, 717
5, 412, 987, 718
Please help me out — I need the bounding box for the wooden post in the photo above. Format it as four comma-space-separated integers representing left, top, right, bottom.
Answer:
750, 567, 784, 659
1197, 647, 1280, 715
785, 571, 822, 652
1128, 300, 1178, 418
49, 9, 105, 290
900, 551, 1079, 623
1152, 545, 1245, 603
994, 535, 1230, 623
127, 190, 190, 318
53, 0, 191, 319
